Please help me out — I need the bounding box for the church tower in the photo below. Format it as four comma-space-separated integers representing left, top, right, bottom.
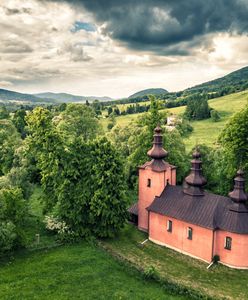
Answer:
138, 126, 176, 231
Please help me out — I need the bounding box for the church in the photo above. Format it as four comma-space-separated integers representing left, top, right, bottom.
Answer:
129, 126, 248, 269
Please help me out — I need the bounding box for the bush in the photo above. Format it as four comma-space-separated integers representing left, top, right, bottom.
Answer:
143, 265, 159, 280
175, 119, 193, 137
210, 109, 221, 122
212, 255, 220, 263
0, 222, 17, 253
0, 187, 27, 255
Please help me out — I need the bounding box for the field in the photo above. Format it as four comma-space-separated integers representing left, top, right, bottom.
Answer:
0, 187, 186, 300
101, 90, 248, 150
0, 243, 186, 300
103, 224, 248, 300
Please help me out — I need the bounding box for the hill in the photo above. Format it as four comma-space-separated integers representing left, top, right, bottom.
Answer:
35, 92, 113, 103
102, 90, 248, 150
187, 66, 248, 94
0, 88, 57, 104
128, 88, 168, 99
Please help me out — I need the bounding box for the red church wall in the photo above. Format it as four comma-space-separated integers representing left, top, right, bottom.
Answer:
138, 168, 166, 231
149, 212, 213, 263
214, 230, 248, 268
138, 167, 176, 231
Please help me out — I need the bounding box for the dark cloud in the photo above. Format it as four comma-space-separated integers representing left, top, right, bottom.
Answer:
56, 0, 248, 55
4, 7, 32, 15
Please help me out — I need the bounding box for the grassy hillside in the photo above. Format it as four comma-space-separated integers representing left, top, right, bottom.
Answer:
187, 66, 248, 93
101, 90, 248, 150
129, 88, 168, 99
0, 243, 185, 300
103, 224, 248, 300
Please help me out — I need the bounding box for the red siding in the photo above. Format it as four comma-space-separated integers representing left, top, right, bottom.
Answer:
149, 212, 213, 263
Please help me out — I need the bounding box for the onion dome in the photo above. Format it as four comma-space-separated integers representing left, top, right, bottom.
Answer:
183, 149, 207, 196
229, 169, 247, 203
147, 126, 168, 159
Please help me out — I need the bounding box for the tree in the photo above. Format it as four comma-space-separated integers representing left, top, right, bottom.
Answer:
56, 103, 102, 143
92, 100, 102, 115
0, 187, 27, 254
218, 104, 248, 190
25, 107, 64, 212
26, 107, 128, 237
53, 138, 128, 237
184, 94, 210, 120
12, 109, 27, 138
0, 120, 22, 175
210, 109, 221, 122
107, 106, 113, 116
0, 106, 9, 120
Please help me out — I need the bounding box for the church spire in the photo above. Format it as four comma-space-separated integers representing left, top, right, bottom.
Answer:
147, 126, 168, 160
183, 148, 207, 196
229, 169, 247, 203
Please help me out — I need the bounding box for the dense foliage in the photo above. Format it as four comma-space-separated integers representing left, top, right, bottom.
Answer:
0, 187, 27, 254
25, 107, 128, 238
184, 94, 211, 120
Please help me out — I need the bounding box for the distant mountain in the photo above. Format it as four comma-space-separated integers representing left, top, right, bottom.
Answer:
0, 88, 57, 104
35, 92, 113, 103
128, 88, 168, 99
187, 66, 248, 93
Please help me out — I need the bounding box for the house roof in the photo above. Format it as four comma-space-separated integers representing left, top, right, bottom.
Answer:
147, 185, 248, 234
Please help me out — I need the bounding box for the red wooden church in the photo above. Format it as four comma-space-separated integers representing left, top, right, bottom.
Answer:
129, 126, 248, 269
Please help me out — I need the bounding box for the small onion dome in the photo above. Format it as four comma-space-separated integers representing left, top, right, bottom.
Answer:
147, 126, 168, 160
184, 149, 207, 196
229, 169, 248, 203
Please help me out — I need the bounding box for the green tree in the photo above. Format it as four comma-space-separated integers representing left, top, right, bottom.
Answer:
184, 94, 210, 120
210, 109, 221, 122
0, 120, 22, 175
55, 138, 128, 237
56, 103, 101, 143
0, 187, 27, 254
218, 104, 248, 191
0, 106, 9, 120
12, 109, 27, 138
25, 107, 64, 212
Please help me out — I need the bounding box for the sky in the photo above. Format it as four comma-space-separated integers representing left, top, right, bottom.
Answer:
0, 0, 248, 98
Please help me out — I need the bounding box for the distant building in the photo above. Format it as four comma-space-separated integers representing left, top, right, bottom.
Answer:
129, 126, 248, 269
165, 115, 181, 131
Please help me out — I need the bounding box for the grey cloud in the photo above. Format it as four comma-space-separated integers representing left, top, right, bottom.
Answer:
55, 0, 248, 55
4, 7, 32, 15
0, 39, 33, 54
58, 42, 92, 62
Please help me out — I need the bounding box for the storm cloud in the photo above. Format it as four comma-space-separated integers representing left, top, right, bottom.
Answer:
59, 0, 248, 54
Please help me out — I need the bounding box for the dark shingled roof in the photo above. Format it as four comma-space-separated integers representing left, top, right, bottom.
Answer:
147, 185, 248, 234
128, 202, 138, 216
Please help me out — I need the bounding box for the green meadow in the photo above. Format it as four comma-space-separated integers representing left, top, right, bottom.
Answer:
0, 243, 187, 300
101, 90, 248, 150
102, 224, 248, 300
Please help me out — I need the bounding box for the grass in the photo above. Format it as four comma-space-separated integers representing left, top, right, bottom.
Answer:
0, 242, 187, 300
0, 187, 186, 300
102, 224, 248, 300
101, 90, 248, 150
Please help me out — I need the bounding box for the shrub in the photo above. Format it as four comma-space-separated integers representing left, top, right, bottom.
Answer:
210, 109, 221, 122
212, 255, 220, 263
143, 265, 159, 280
0, 188, 27, 254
